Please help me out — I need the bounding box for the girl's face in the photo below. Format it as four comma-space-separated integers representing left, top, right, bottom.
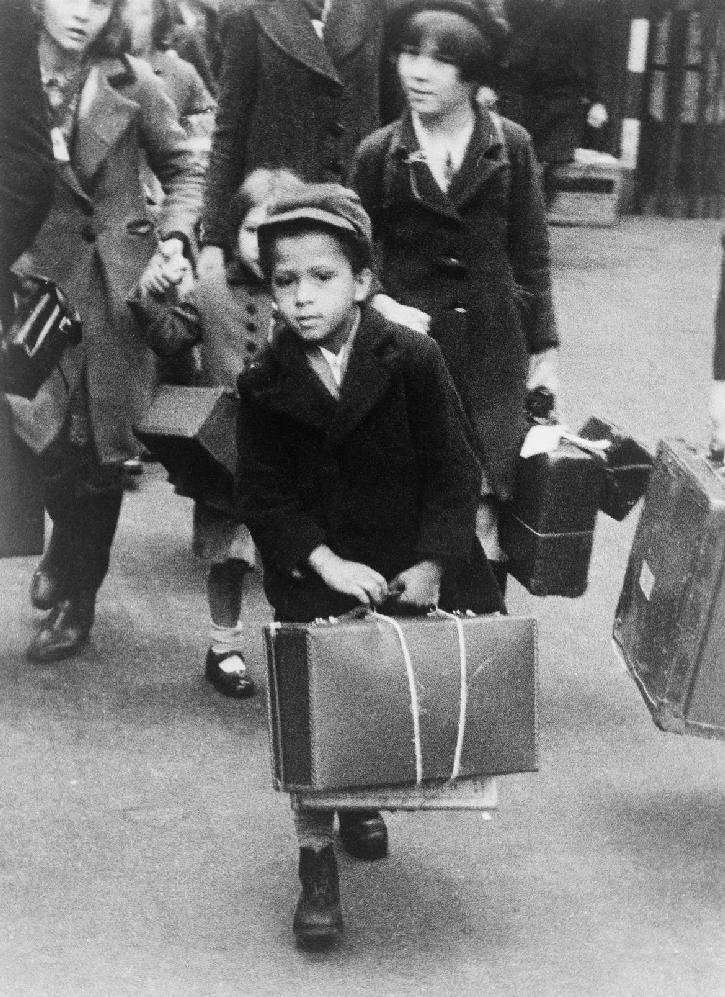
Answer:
396, 12, 479, 121
237, 205, 268, 276
42, 0, 115, 55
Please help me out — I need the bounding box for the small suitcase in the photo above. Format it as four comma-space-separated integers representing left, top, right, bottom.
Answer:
499, 438, 601, 597
613, 439, 725, 740
579, 416, 653, 521
134, 385, 238, 508
0, 398, 44, 557
265, 612, 538, 793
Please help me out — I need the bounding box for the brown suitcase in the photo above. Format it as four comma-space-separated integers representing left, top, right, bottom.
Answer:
0, 398, 44, 558
135, 385, 238, 508
265, 612, 538, 793
614, 439, 725, 739
499, 439, 601, 597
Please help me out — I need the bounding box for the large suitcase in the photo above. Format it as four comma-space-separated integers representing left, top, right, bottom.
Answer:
0, 398, 44, 558
265, 612, 538, 794
134, 385, 238, 508
499, 438, 601, 597
613, 439, 725, 740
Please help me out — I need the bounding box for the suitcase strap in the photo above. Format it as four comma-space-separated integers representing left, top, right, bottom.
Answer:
371, 610, 469, 785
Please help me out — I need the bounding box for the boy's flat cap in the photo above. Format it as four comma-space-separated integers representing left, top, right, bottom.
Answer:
387, 0, 510, 60
257, 183, 373, 251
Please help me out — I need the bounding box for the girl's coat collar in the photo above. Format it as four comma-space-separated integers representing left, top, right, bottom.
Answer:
384, 108, 509, 216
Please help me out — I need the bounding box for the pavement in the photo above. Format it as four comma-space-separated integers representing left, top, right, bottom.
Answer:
1, 217, 724, 997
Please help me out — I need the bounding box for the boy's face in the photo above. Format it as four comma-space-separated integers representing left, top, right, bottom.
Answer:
268, 230, 371, 354
237, 204, 267, 277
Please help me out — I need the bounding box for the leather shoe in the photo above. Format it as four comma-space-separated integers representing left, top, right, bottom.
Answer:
205, 648, 256, 699
338, 810, 388, 861
30, 565, 63, 611
26, 597, 94, 663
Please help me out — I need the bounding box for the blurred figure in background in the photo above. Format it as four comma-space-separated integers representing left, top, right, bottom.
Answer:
500, 0, 608, 204
169, 0, 221, 95
126, 0, 216, 138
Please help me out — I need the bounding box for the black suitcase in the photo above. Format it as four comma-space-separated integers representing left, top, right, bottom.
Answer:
499, 437, 601, 597
613, 439, 725, 739
579, 416, 653, 521
0, 398, 44, 557
135, 385, 238, 508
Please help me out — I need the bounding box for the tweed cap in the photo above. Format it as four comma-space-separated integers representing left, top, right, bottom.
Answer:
257, 183, 373, 255
387, 0, 510, 65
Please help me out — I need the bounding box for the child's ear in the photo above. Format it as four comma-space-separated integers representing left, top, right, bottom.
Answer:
354, 268, 373, 303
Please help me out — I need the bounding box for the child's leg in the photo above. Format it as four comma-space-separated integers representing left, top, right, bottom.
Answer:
292, 803, 341, 950
205, 558, 255, 698
476, 498, 508, 599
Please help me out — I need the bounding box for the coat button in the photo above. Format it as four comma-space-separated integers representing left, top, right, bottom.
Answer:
81, 223, 96, 242
246, 302, 257, 315
246, 340, 258, 352
245, 321, 257, 332
328, 121, 345, 137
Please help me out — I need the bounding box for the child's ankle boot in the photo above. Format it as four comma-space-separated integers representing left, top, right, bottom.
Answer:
293, 844, 342, 950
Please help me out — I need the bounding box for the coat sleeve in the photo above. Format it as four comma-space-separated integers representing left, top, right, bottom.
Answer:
235, 371, 327, 574
130, 60, 206, 249
200, 6, 259, 250
504, 121, 560, 355
401, 335, 482, 567
0, 0, 53, 276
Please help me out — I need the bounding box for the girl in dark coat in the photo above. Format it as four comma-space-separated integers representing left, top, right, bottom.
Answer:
349, 0, 559, 593
9, 0, 204, 663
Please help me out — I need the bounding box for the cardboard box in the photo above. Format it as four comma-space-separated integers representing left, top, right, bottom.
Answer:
265, 613, 538, 792
614, 439, 725, 740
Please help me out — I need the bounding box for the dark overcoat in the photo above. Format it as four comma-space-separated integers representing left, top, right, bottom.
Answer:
235, 306, 502, 622
8, 55, 205, 462
201, 0, 386, 249
349, 108, 559, 500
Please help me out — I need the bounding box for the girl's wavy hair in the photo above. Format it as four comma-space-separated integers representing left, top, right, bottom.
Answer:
34, 0, 131, 59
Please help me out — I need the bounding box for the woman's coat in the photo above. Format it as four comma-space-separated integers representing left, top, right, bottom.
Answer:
349, 108, 559, 500
9, 55, 205, 462
201, 0, 386, 250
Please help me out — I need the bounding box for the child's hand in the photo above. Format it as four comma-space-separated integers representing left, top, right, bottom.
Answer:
308, 546, 388, 607
387, 559, 443, 612
527, 347, 559, 399
138, 238, 187, 295
371, 294, 430, 335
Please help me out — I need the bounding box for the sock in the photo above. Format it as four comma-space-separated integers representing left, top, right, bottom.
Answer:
209, 620, 245, 658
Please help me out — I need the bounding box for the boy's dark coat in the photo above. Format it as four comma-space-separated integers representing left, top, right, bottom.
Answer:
236, 306, 500, 622
201, 0, 386, 249
349, 109, 559, 500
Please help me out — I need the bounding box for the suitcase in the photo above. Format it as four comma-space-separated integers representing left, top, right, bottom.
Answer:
579, 416, 653, 521
499, 438, 601, 597
0, 398, 44, 557
134, 385, 238, 508
613, 439, 725, 739
265, 612, 538, 793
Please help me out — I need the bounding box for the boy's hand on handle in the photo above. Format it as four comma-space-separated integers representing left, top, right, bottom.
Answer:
387, 559, 443, 611
709, 380, 725, 454
308, 545, 389, 607
371, 294, 431, 335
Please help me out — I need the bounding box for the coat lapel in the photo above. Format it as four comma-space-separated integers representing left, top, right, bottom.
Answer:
253, 0, 342, 85
72, 60, 139, 185
448, 110, 508, 211
258, 328, 338, 430
329, 308, 398, 443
